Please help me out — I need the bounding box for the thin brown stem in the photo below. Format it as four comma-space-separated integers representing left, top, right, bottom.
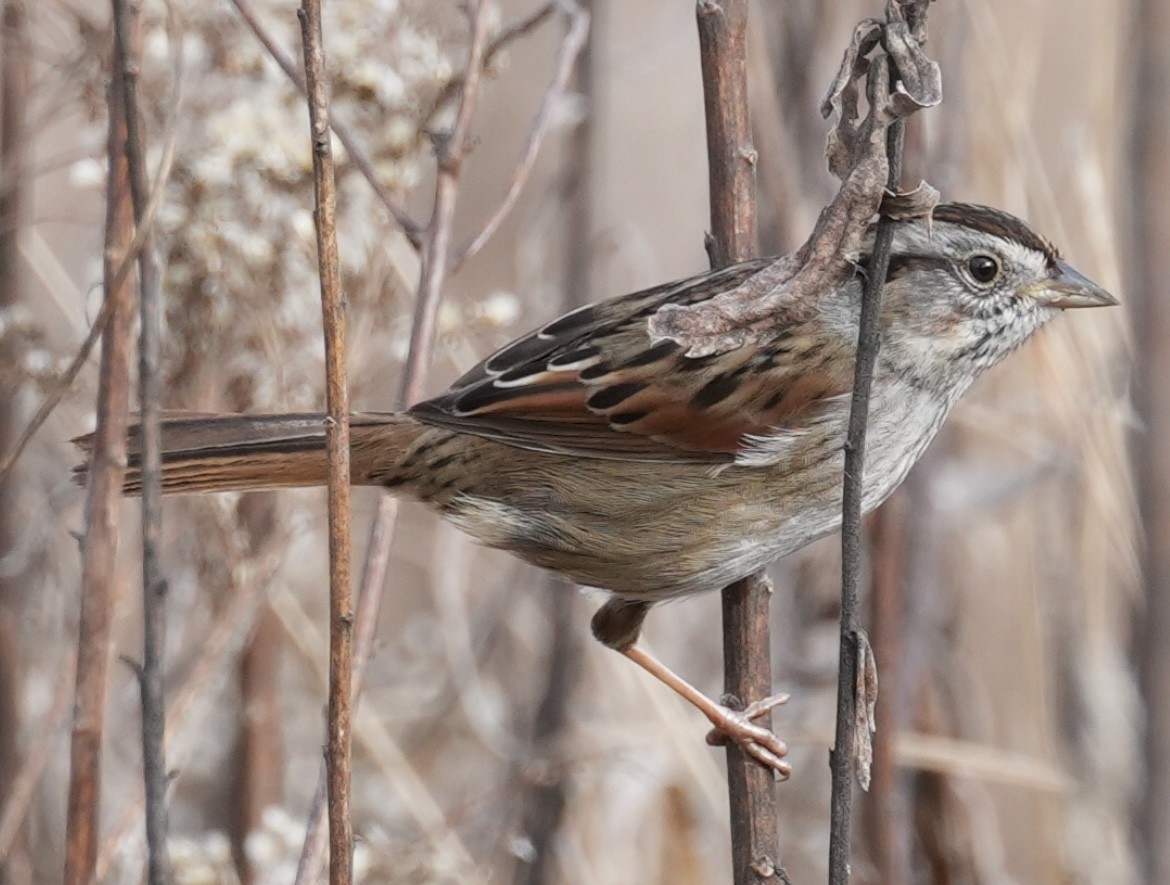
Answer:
64, 33, 137, 885
231, 501, 284, 885
219, 493, 287, 882
400, 0, 492, 402
828, 6, 933, 878
698, 0, 757, 267
297, 1, 353, 880
421, 2, 557, 133
828, 118, 903, 885
110, 0, 171, 880
293, 4, 494, 882
696, 2, 788, 883
451, 1, 589, 270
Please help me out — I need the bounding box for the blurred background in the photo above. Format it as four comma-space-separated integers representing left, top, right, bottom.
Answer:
0, 0, 1151, 882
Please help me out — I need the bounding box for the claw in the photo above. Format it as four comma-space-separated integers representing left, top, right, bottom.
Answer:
703, 694, 791, 778
742, 692, 791, 720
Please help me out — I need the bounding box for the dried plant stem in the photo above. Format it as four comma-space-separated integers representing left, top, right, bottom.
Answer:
422, 2, 556, 131
293, 4, 493, 882
696, 3, 789, 883
451, 1, 589, 270
401, 0, 492, 400
297, 1, 353, 880
828, 118, 904, 885
698, 0, 756, 268
110, 3, 171, 880
64, 37, 137, 885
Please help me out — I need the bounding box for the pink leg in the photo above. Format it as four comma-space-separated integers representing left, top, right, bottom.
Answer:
622, 644, 790, 777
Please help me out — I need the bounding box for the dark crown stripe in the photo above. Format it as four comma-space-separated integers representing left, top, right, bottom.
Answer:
932, 203, 1061, 266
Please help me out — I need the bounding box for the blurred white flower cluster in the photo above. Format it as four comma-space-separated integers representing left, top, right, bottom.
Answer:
0, 303, 55, 393
76, 0, 466, 411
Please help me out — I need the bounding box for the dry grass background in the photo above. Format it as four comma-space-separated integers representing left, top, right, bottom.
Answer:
0, 0, 1142, 882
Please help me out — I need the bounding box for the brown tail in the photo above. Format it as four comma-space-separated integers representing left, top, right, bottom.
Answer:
72, 412, 421, 495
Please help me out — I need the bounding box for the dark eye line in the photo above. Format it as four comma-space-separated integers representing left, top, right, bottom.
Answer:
871, 253, 950, 281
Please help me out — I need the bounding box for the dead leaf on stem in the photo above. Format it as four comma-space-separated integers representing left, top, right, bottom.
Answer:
647, 8, 942, 358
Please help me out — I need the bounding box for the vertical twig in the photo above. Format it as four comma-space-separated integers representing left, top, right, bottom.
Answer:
828, 5, 933, 876
292, 4, 493, 881
451, 1, 590, 270
562, 0, 596, 316
109, 2, 171, 881
297, 2, 352, 880
696, 3, 789, 884
64, 27, 138, 885
3, 52, 179, 869
827, 100, 906, 885
399, 1, 492, 400
698, 0, 756, 267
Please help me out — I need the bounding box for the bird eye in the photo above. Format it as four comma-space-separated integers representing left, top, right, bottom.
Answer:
966, 254, 1001, 285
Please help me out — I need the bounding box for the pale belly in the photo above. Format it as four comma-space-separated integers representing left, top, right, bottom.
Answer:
441, 385, 950, 600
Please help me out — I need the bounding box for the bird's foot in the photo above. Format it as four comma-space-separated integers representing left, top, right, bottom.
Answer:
704, 693, 791, 777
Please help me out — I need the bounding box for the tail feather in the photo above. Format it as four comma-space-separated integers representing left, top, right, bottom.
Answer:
72, 412, 415, 495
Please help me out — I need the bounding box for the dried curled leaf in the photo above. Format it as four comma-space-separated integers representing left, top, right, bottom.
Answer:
888, 0, 935, 42
649, 10, 941, 359
854, 629, 879, 791
822, 16, 941, 175
821, 19, 883, 178
883, 18, 943, 118
880, 180, 942, 220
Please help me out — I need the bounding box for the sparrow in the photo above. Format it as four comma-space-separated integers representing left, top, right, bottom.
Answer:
74, 202, 1117, 773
